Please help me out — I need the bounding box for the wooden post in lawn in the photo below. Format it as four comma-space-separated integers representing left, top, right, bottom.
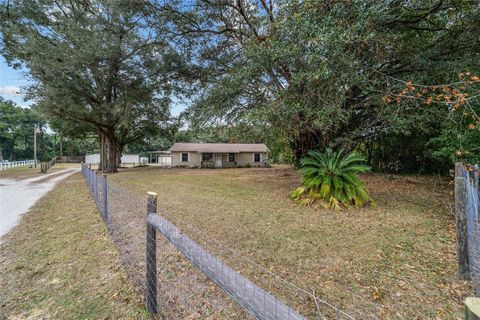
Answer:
455, 162, 470, 279
466, 297, 480, 320
146, 192, 158, 314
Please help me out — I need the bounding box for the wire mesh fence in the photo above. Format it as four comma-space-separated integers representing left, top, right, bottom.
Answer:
80, 164, 356, 319
459, 164, 480, 295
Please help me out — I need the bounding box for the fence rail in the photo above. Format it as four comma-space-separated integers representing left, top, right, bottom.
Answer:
80, 164, 356, 319
0, 160, 36, 170
147, 209, 304, 319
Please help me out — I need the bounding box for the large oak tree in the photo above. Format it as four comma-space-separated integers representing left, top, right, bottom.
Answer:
0, 0, 182, 172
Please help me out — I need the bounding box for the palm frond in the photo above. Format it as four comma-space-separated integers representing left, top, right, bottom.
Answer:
291, 148, 374, 209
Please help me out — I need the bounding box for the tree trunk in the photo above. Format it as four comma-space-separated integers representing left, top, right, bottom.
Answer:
96, 129, 124, 174
98, 132, 106, 172
99, 132, 118, 173
106, 136, 118, 173
291, 127, 326, 165
116, 145, 121, 167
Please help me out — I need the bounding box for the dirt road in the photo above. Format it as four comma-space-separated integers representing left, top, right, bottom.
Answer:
0, 169, 78, 240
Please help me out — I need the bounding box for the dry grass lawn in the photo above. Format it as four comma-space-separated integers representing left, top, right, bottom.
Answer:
0, 173, 147, 319
109, 165, 472, 319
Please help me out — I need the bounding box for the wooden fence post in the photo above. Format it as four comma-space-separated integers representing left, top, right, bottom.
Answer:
456, 162, 465, 177
466, 297, 480, 320
455, 162, 470, 279
146, 192, 158, 314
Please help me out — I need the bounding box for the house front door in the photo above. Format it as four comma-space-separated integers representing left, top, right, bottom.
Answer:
215, 154, 222, 168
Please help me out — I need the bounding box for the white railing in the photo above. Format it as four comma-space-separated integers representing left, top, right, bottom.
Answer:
0, 160, 37, 171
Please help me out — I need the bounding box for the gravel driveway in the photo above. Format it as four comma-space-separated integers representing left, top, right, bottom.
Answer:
0, 168, 78, 240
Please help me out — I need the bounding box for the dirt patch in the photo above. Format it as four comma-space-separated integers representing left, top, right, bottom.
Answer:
0, 173, 147, 319
30, 170, 73, 184
0, 163, 79, 180
108, 166, 472, 319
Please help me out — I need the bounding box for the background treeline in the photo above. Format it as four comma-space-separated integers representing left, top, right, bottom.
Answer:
0, 97, 97, 161
1, 1, 479, 173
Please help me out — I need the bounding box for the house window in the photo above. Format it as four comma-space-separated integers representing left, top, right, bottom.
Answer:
228, 153, 235, 162
202, 153, 213, 161
254, 153, 261, 162
181, 153, 188, 162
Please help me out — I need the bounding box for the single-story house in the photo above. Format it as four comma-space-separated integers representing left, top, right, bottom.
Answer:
169, 143, 269, 168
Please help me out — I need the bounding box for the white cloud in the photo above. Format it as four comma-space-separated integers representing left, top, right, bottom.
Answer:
0, 85, 22, 96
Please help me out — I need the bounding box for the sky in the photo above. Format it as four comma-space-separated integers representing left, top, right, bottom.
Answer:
0, 56, 187, 116
0, 56, 32, 107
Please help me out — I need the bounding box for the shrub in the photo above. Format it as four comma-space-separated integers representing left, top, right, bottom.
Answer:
289, 149, 374, 209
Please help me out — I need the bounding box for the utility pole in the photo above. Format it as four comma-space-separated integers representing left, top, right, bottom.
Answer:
34, 125, 38, 168
59, 134, 63, 157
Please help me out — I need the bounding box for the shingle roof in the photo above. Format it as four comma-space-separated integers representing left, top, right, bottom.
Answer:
169, 143, 269, 153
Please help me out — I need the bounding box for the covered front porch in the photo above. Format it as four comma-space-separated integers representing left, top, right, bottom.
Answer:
146, 151, 171, 166
200, 152, 236, 168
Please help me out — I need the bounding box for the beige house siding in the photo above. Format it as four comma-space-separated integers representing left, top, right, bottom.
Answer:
171, 151, 200, 167
236, 152, 267, 167
171, 151, 267, 167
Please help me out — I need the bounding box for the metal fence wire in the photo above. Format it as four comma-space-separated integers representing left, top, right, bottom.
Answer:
463, 166, 480, 295
80, 164, 356, 319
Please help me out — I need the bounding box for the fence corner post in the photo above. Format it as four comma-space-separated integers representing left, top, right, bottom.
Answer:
456, 162, 465, 177
455, 162, 470, 279
102, 174, 108, 221
146, 191, 158, 314
466, 297, 480, 320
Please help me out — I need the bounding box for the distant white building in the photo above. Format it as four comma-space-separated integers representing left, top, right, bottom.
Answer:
121, 154, 140, 164
85, 153, 142, 165
85, 153, 100, 164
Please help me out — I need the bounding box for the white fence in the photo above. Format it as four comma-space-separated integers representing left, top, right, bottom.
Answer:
0, 160, 37, 170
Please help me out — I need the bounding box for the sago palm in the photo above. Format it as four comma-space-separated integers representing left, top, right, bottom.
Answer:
289, 149, 374, 209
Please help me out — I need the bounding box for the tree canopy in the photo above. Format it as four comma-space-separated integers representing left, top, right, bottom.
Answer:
1, 0, 479, 173
0, 97, 42, 161
0, 0, 183, 172
165, 0, 480, 171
